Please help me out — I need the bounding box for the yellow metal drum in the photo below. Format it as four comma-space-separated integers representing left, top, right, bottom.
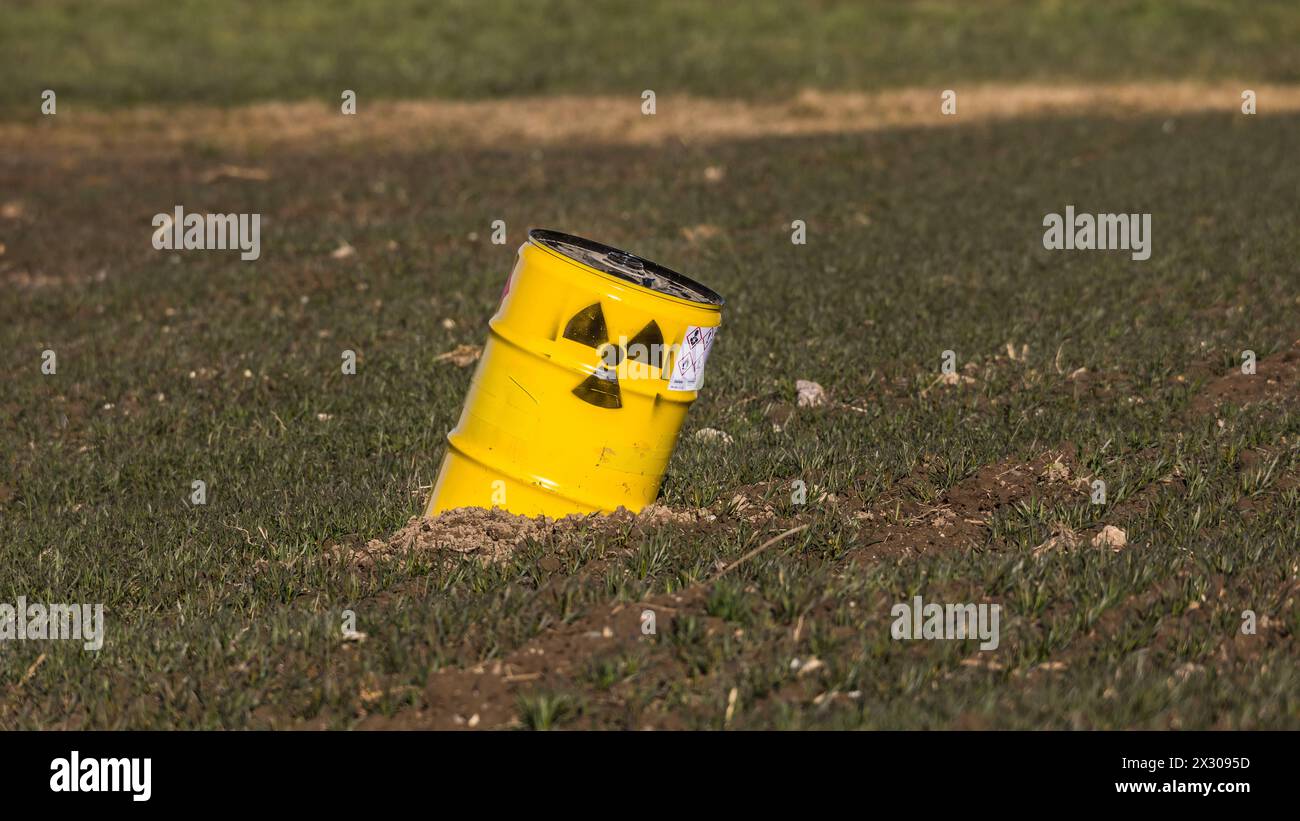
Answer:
426, 229, 724, 517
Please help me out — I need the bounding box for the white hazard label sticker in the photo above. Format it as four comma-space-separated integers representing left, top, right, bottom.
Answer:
668, 325, 717, 392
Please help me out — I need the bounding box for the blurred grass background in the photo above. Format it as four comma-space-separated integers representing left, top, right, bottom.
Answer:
3, 0, 1299, 114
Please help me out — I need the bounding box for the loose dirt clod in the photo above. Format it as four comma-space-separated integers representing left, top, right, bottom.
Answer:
1091, 525, 1128, 551
635, 503, 718, 526
796, 380, 827, 408
939, 372, 977, 387
435, 344, 483, 368
1042, 459, 1071, 483
693, 427, 734, 446
347, 508, 562, 565
345, 502, 717, 566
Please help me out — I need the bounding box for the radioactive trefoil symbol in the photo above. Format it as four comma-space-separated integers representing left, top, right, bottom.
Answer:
563, 303, 664, 409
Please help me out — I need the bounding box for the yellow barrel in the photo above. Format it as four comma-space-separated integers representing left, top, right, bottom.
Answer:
426, 229, 724, 517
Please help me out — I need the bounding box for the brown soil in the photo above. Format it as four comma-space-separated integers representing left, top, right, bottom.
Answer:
846, 448, 1091, 563
361, 527, 812, 730
361, 594, 672, 729
1188, 339, 1300, 415
6, 82, 1298, 159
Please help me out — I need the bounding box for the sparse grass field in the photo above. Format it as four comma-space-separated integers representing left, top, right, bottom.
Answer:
1, 1, 1297, 730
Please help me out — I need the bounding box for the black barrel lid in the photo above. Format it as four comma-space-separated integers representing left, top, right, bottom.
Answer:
529, 229, 724, 306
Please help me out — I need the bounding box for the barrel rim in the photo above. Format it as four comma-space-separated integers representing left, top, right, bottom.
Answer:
527, 228, 725, 307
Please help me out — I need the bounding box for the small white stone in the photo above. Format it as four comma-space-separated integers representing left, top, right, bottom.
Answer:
693, 427, 734, 446
796, 379, 827, 408
1091, 525, 1128, 551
